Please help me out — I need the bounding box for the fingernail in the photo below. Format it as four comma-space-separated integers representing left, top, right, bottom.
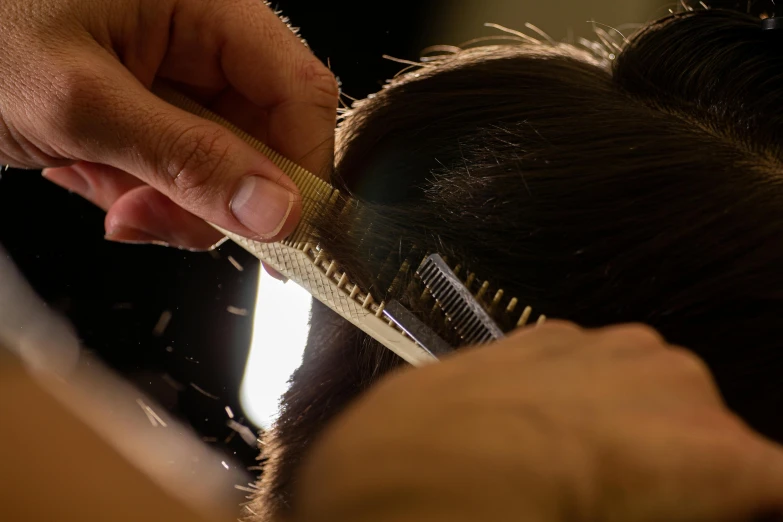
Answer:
42, 169, 90, 197
105, 226, 171, 247
231, 176, 295, 239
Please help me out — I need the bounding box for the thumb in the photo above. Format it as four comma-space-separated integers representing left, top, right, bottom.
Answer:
51, 49, 301, 241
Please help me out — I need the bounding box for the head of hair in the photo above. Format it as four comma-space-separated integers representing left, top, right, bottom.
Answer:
248, 4, 783, 520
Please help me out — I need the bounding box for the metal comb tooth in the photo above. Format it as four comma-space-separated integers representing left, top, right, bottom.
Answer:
382, 300, 453, 357
416, 254, 505, 344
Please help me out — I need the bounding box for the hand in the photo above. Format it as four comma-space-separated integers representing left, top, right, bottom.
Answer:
0, 0, 338, 250
295, 322, 783, 522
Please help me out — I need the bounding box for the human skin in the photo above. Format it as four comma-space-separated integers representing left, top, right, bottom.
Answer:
0, 0, 338, 250
295, 322, 783, 522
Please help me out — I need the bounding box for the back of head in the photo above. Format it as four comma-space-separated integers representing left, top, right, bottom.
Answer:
250, 4, 783, 520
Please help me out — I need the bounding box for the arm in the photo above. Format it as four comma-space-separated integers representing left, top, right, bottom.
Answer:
294, 323, 783, 522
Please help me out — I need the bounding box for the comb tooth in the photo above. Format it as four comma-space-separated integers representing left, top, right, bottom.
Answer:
349, 285, 360, 299
454, 312, 478, 335
448, 307, 469, 329
466, 317, 485, 337
437, 286, 456, 304
482, 327, 497, 342
434, 296, 451, 315
325, 261, 338, 278
455, 325, 472, 343
427, 287, 443, 305
462, 331, 480, 345
451, 304, 471, 323
491, 289, 504, 308
472, 331, 491, 345
375, 302, 385, 318
506, 298, 519, 314
460, 320, 481, 341
421, 272, 437, 290
517, 306, 533, 327
387, 260, 410, 294
446, 306, 465, 327
362, 294, 374, 309
537, 314, 547, 326
452, 264, 462, 277
418, 258, 434, 274
442, 292, 461, 313
428, 275, 447, 295
476, 281, 490, 300
431, 278, 450, 297
419, 264, 437, 286
447, 293, 471, 320
337, 273, 349, 289
464, 323, 488, 345
465, 272, 476, 290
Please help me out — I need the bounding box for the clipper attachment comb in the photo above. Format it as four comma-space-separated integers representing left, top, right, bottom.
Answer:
417, 254, 505, 345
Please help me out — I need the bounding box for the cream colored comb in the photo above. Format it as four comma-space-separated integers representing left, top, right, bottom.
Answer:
153, 84, 439, 367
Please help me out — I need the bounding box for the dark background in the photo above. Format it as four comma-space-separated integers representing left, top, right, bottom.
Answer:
0, 0, 435, 470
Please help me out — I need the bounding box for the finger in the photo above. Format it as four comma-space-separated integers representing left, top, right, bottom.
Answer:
492, 320, 585, 356
594, 323, 666, 346
43, 162, 144, 211
165, 0, 338, 176
105, 186, 225, 251
48, 46, 302, 243
585, 323, 668, 357
44, 162, 223, 250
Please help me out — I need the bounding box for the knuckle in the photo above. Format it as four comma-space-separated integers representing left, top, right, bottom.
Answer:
533, 320, 583, 336
0, 118, 50, 167
206, 0, 245, 25
10, 63, 109, 164
162, 125, 232, 200
605, 323, 665, 349
44, 65, 107, 130
666, 347, 713, 379
298, 59, 339, 107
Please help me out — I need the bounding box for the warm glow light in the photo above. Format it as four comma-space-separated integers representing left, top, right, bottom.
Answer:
240, 267, 312, 430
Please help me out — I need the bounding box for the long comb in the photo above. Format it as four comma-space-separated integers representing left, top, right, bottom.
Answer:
153, 84, 541, 363
154, 83, 439, 366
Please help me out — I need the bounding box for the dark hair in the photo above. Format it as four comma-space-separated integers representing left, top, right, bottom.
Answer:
249, 6, 783, 520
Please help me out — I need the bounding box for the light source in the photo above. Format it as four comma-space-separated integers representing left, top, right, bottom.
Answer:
240, 267, 312, 430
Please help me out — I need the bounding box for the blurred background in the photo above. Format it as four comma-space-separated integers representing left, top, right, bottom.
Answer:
0, 0, 671, 515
